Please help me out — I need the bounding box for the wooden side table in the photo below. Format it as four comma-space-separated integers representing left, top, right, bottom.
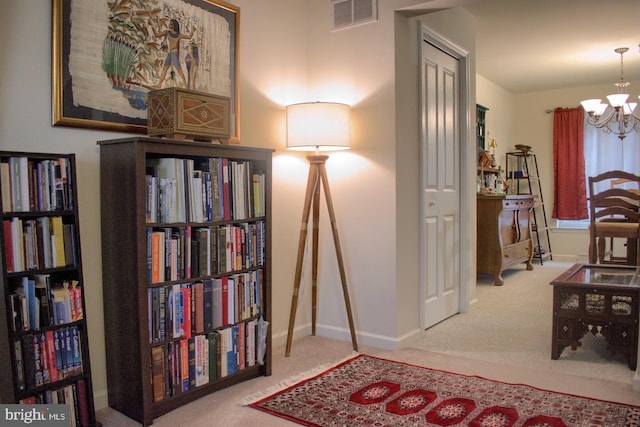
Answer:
550, 264, 640, 370
477, 194, 534, 285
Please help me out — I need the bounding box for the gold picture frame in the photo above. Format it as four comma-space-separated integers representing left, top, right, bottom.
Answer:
52, 0, 240, 136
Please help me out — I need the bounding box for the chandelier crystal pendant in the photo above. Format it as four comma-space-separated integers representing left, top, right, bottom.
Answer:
580, 47, 640, 140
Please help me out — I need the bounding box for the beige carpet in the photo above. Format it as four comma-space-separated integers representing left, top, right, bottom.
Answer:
97, 261, 640, 426
411, 261, 637, 387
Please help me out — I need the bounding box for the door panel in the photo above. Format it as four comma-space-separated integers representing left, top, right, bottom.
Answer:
421, 41, 461, 329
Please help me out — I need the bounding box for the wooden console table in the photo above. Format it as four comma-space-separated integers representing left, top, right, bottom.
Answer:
550, 263, 640, 370
477, 194, 534, 285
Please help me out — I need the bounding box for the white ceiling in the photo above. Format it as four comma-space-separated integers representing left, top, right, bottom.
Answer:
461, 0, 640, 94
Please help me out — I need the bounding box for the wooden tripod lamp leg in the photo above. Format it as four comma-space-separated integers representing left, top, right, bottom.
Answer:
311, 170, 321, 336
317, 161, 359, 352
285, 162, 319, 357
285, 154, 358, 356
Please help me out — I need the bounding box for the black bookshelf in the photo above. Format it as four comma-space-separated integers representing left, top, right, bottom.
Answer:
0, 151, 99, 426
98, 137, 273, 426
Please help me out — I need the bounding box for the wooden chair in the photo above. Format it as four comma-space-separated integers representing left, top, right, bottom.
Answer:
603, 178, 640, 259
588, 170, 640, 265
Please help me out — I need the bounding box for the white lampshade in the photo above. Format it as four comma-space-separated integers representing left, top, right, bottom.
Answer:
606, 93, 629, 108
580, 99, 609, 116
286, 102, 351, 151
623, 102, 637, 115
593, 103, 608, 116
580, 98, 602, 113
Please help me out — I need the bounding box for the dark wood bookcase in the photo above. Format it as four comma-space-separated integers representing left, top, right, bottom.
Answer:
0, 151, 98, 426
98, 137, 272, 426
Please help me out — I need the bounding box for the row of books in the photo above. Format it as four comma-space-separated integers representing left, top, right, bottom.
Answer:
9, 275, 83, 332
151, 320, 259, 402
19, 379, 91, 427
15, 326, 84, 391
145, 157, 266, 224
0, 156, 74, 213
3, 216, 76, 273
148, 271, 262, 344
147, 221, 265, 284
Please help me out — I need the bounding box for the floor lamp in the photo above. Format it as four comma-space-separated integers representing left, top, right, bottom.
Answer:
284, 102, 358, 357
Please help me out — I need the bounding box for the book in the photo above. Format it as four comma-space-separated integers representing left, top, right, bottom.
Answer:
187, 337, 196, 390
50, 284, 72, 325
0, 161, 11, 211
34, 274, 52, 327
70, 326, 82, 375
14, 340, 26, 391
246, 318, 256, 367
193, 281, 204, 334
63, 223, 75, 266
206, 332, 219, 382
202, 279, 213, 330
11, 217, 24, 272
194, 334, 207, 387
221, 158, 231, 220
9, 293, 25, 332
63, 327, 73, 377
3, 220, 14, 272
172, 284, 181, 338
22, 334, 43, 389
212, 279, 223, 329
237, 321, 245, 371
210, 158, 223, 221
45, 330, 57, 383
9, 157, 29, 212
76, 379, 91, 427
180, 339, 189, 392
168, 342, 181, 397
229, 325, 238, 375
50, 216, 66, 268
53, 329, 64, 379
37, 217, 52, 268
150, 231, 165, 283
180, 285, 192, 339
64, 385, 77, 427
24, 277, 38, 331
71, 281, 83, 321
151, 346, 164, 402
39, 333, 50, 384
158, 286, 166, 341
221, 277, 229, 327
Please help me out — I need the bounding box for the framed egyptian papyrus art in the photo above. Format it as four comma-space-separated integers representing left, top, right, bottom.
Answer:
52, 0, 239, 135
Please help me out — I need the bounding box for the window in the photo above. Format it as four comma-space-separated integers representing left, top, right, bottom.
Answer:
556, 121, 640, 228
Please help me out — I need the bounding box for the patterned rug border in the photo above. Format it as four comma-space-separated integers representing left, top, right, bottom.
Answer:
242, 353, 640, 426
239, 352, 361, 406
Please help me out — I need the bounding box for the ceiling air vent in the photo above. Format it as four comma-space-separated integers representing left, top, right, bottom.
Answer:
331, 0, 378, 30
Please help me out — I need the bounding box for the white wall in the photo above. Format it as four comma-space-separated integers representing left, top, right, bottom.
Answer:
394, 6, 477, 339
477, 74, 516, 168
6, 0, 626, 412
0, 0, 313, 410
477, 74, 640, 262
516, 80, 640, 261
2, 0, 477, 410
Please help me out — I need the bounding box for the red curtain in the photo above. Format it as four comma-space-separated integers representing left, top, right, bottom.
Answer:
552, 107, 588, 219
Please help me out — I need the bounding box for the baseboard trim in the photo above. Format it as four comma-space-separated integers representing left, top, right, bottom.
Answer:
272, 323, 423, 351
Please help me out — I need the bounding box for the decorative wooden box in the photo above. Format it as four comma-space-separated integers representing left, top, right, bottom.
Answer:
147, 88, 230, 141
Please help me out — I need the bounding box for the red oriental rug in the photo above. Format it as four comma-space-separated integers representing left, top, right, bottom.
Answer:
246, 354, 639, 426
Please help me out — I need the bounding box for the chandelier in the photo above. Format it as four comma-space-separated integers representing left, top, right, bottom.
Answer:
580, 47, 640, 140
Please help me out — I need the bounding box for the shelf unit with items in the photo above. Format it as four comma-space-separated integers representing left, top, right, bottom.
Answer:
98, 137, 272, 426
0, 151, 99, 426
476, 104, 489, 150
505, 150, 553, 264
